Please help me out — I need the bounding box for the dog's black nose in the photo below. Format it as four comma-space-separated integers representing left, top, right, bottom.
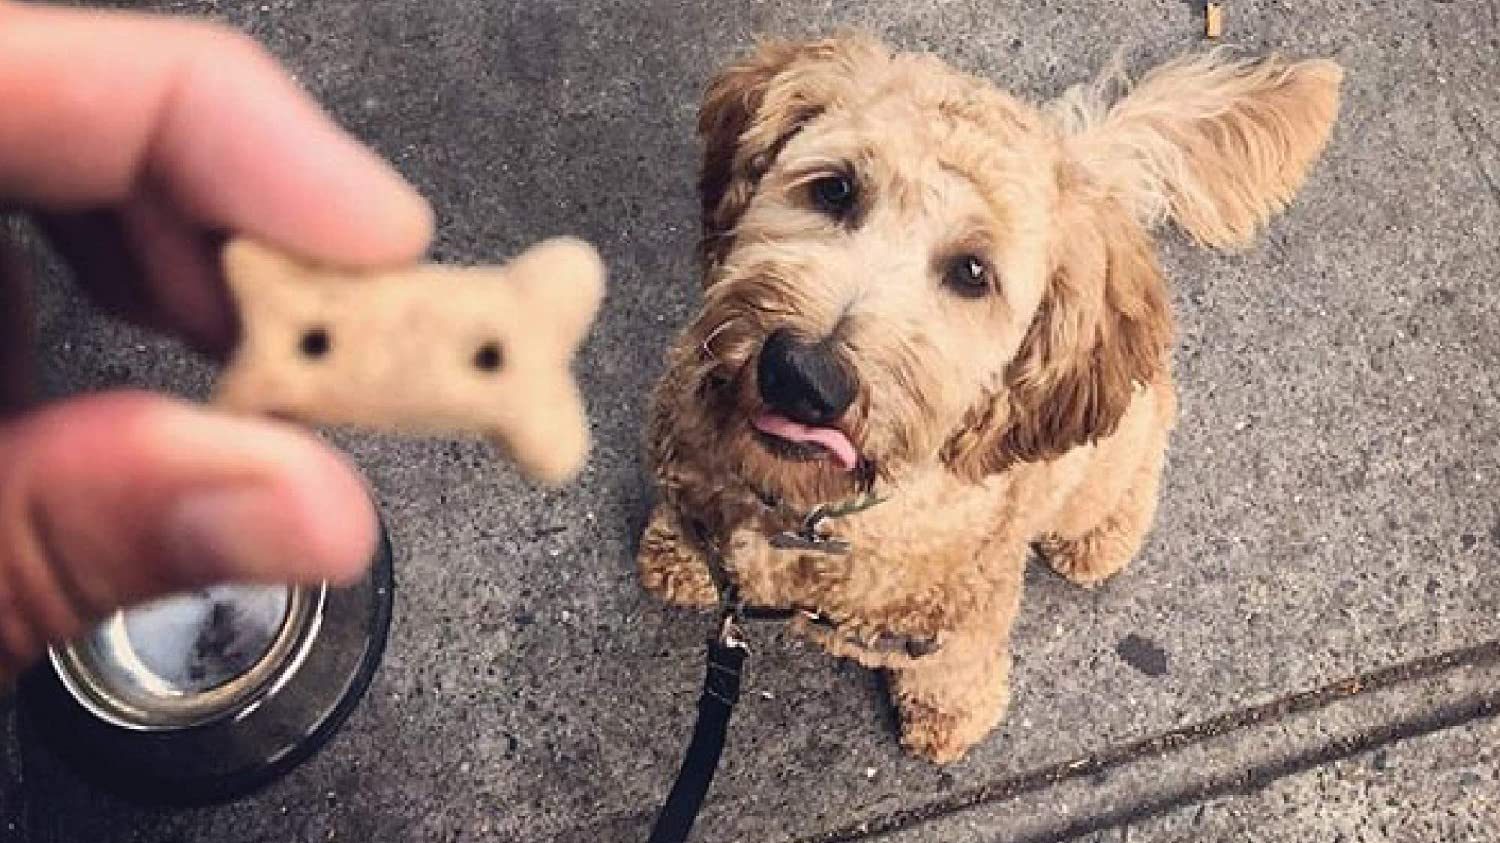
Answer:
756, 329, 856, 426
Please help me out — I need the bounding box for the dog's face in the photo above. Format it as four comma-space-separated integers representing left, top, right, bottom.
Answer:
662, 36, 1340, 510
691, 74, 1059, 505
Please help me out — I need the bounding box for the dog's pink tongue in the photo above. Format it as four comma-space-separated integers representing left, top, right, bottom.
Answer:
752, 413, 859, 472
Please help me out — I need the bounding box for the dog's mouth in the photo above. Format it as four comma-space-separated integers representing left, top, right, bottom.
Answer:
750, 412, 861, 472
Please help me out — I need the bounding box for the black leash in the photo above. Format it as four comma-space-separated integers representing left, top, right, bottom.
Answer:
645, 601, 748, 843
645, 495, 888, 842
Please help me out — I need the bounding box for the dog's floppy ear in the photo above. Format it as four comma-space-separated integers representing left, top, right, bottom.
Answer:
945, 192, 1171, 478
1049, 51, 1342, 249
697, 35, 885, 268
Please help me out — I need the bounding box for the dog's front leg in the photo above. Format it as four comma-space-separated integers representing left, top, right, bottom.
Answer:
889, 623, 1012, 764
886, 550, 1023, 765
637, 503, 719, 609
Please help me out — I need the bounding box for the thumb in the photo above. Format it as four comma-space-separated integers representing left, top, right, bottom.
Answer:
0, 392, 377, 681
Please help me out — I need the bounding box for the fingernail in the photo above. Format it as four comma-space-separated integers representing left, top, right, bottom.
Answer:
161, 483, 293, 585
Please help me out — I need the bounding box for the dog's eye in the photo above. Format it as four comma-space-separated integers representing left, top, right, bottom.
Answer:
943, 255, 992, 298
809, 174, 857, 217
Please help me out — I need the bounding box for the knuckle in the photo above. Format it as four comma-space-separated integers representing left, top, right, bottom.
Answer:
185, 20, 278, 72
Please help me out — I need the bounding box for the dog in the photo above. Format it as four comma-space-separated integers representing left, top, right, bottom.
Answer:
638, 34, 1341, 763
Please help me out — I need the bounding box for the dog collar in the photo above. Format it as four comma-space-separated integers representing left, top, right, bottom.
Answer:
768, 491, 886, 553
753, 489, 887, 554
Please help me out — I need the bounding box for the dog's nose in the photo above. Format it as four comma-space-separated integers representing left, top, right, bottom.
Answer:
756, 329, 856, 426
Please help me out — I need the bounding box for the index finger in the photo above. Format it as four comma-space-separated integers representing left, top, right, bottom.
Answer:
0, 2, 433, 266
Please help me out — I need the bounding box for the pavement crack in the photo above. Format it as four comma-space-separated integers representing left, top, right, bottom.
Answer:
793, 638, 1500, 843
1451, 108, 1500, 212
1029, 694, 1500, 843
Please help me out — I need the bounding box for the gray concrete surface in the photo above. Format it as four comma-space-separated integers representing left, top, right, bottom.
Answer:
1078, 701, 1500, 843
877, 636, 1500, 842
3, 0, 1499, 841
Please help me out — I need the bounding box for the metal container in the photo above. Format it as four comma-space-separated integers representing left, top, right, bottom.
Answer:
17, 522, 394, 805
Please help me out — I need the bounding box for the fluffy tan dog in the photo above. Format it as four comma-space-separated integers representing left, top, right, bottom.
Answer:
639, 35, 1341, 763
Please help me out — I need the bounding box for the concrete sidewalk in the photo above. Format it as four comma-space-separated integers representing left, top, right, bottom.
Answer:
3, 0, 1498, 841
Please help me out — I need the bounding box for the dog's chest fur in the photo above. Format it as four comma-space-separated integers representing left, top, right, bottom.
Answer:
720, 462, 1058, 645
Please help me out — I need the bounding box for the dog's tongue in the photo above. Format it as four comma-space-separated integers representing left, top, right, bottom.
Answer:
752, 413, 859, 472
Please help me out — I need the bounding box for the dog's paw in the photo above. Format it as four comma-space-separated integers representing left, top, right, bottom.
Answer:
638, 549, 719, 610
637, 506, 719, 609
1036, 533, 1130, 588
639, 562, 719, 609
897, 698, 987, 765
892, 651, 1011, 764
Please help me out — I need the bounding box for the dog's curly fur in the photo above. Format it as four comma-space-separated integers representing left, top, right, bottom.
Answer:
639, 35, 1342, 763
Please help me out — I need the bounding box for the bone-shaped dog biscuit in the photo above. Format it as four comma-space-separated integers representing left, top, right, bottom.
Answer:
215, 236, 606, 486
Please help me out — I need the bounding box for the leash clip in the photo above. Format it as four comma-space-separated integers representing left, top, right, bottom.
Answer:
716, 603, 748, 652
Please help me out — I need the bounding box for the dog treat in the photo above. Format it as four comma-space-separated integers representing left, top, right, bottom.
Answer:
1205, 2, 1224, 38
215, 236, 606, 486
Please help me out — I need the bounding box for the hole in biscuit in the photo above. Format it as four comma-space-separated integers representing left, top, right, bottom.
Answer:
300, 327, 330, 360
473, 341, 503, 373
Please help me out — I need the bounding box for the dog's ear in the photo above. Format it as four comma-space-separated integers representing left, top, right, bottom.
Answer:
697, 36, 884, 268
1048, 51, 1342, 249
945, 193, 1171, 478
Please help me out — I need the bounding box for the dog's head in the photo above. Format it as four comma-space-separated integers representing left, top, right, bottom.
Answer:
669, 36, 1340, 508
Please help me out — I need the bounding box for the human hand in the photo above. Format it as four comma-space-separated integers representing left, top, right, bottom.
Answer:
0, 2, 434, 684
